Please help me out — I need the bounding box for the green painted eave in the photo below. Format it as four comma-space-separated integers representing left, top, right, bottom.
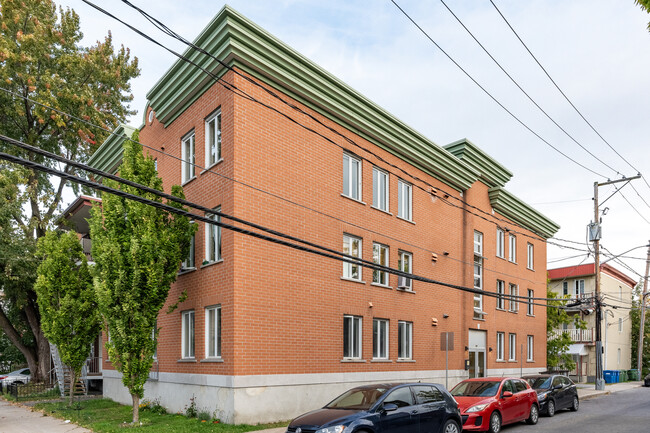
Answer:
488, 187, 560, 239
444, 139, 512, 188
87, 124, 136, 174
145, 5, 479, 191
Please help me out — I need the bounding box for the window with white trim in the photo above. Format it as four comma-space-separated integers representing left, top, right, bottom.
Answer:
205, 207, 221, 263
496, 280, 505, 310
508, 234, 516, 263
205, 305, 222, 359
509, 284, 519, 312
372, 243, 389, 286
397, 180, 412, 221
562, 281, 569, 296
181, 131, 195, 183
398, 251, 413, 291
343, 154, 362, 200
496, 228, 505, 258
372, 167, 389, 212
574, 280, 585, 298
373, 318, 389, 360
181, 310, 195, 359
398, 321, 413, 360
527, 289, 534, 315
205, 109, 222, 167
509, 333, 516, 361
474, 231, 484, 318
527, 243, 534, 269
496, 332, 504, 361
343, 234, 362, 281
527, 335, 534, 361
343, 315, 362, 359
181, 233, 195, 270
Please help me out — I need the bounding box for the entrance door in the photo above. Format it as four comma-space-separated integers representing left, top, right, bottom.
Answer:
468, 330, 486, 378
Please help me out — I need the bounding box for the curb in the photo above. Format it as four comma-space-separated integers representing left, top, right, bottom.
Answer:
579, 391, 610, 401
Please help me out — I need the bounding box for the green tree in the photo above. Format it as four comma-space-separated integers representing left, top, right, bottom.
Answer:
636, 0, 650, 30
89, 132, 194, 424
0, 0, 139, 381
34, 230, 101, 405
546, 287, 587, 371
630, 283, 650, 377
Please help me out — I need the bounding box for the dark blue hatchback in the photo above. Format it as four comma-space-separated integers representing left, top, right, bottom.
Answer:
286, 383, 462, 433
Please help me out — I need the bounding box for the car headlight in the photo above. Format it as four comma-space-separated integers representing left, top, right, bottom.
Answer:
466, 404, 488, 413
538, 391, 549, 401
315, 426, 346, 433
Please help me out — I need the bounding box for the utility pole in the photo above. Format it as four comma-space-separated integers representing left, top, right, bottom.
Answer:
637, 242, 650, 374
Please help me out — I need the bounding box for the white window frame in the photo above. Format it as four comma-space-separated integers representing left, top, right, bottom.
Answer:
527, 335, 534, 361
508, 234, 516, 263
372, 167, 389, 212
509, 333, 516, 361
372, 318, 389, 360
372, 243, 389, 286
496, 280, 505, 310
527, 289, 534, 316
397, 180, 412, 221
496, 228, 505, 258
398, 251, 413, 291
527, 243, 534, 270
205, 305, 222, 359
496, 332, 505, 361
509, 284, 519, 313
205, 207, 221, 264
181, 233, 195, 270
342, 153, 362, 201
205, 109, 222, 167
474, 231, 484, 317
181, 310, 195, 359
343, 315, 362, 359
181, 131, 195, 183
574, 280, 585, 297
398, 321, 413, 360
343, 234, 362, 281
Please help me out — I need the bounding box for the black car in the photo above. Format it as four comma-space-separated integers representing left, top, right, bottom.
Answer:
286, 383, 462, 433
523, 374, 579, 417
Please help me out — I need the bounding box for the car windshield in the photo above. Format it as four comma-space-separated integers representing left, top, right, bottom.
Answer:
325, 387, 389, 410
7, 370, 25, 376
527, 377, 552, 389
451, 381, 500, 397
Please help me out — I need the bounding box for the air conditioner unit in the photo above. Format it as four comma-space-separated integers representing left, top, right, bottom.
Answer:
397, 276, 411, 290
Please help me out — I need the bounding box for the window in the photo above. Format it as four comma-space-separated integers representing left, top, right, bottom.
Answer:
496, 228, 505, 258
509, 333, 516, 361
384, 387, 414, 407
617, 348, 621, 365
372, 167, 389, 212
527, 335, 534, 361
496, 332, 504, 361
154, 158, 158, 171
496, 280, 505, 310
372, 318, 389, 359
205, 305, 222, 358
182, 310, 195, 359
514, 380, 527, 393
151, 322, 158, 360
343, 154, 362, 200
562, 281, 568, 296
413, 385, 444, 404
574, 280, 585, 297
343, 234, 362, 281
509, 284, 519, 313
618, 317, 623, 333
397, 251, 413, 291
343, 315, 362, 359
527, 243, 534, 269
527, 289, 534, 316
205, 207, 221, 263
372, 243, 389, 286
181, 234, 195, 270
508, 234, 516, 262
205, 109, 222, 167
398, 321, 413, 360
181, 131, 195, 183
474, 231, 484, 318
397, 180, 412, 221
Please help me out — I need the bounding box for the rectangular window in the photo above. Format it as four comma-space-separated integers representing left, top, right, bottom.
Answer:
527, 289, 534, 316
574, 280, 585, 297
182, 233, 195, 270
205, 109, 222, 167
205, 305, 222, 359
343, 234, 362, 281
397, 180, 412, 221
508, 234, 516, 262
181, 131, 195, 183
343, 154, 362, 200
509, 284, 519, 312
398, 321, 413, 360
343, 315, 362, 359
527, 243, 534, 269
496, 332, 505, 361
397, 251, 413, 291
182, 310, 195, 359
527, 335, 534, 361
562, 281, 568, 296
496, 280, 505, 310
509, 333, 516, 361
372, 243, 389, 286
373, 318, 389, 359
474, 231, 483, 318
496, 228, 505, 258
205, 207, 221, 263
372, 167, 389, 212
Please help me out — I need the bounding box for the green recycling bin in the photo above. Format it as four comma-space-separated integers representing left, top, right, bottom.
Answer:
619, 370, 628, 382
628, 369, 640, 381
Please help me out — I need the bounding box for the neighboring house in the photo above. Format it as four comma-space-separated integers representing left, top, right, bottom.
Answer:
85, 6, 559, 423
548, 263, 636, 383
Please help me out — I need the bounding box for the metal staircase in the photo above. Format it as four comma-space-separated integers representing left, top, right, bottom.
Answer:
49, 344, 87, 397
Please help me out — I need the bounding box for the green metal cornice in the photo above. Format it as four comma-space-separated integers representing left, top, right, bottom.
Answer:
444, 139, 512, 188
145, 5, 479, 191
87, 124, 136, 174
488, 187, 560, 239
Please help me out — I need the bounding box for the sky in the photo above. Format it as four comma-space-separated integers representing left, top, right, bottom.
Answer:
56, 0, 650, 281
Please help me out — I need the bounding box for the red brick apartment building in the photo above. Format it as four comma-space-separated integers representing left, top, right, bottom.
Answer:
83, 6, 559, 423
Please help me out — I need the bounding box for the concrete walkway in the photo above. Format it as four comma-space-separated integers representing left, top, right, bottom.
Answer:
0, 398, 91, 433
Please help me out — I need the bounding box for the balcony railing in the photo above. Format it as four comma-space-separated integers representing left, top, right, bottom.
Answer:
85, 357, 101, 375
81, 237, 92, 261
551, 328, 594, 343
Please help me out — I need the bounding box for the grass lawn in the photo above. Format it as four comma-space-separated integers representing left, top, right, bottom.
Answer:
34, 399, 288, 433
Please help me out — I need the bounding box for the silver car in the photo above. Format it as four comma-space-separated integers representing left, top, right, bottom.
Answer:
0, 368, 31, 385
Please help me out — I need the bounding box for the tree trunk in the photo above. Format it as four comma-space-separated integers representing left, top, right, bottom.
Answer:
0, 307, 38, 372
68, 370, 76, 406
131, 393, 140, 424
23, 299, 50, 382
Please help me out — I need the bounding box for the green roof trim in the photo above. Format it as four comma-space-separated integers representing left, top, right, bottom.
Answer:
444, 138, 512, 188
488, 187, 560, 239
87, 124, 136, 175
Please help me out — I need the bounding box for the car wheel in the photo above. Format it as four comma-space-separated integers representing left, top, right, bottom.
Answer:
546, 399, 556, 417
488, 411, 501, 433
570, 396, 579, 412
526, 404, 539, 425
442, 419, 460, 433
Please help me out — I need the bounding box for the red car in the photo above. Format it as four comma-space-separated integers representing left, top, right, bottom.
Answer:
450, 377, 539, 433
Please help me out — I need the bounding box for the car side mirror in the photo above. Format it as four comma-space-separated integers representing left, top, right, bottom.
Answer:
554, 384, 563, 390
381, 403, 399, 413
502, 391, 513, 398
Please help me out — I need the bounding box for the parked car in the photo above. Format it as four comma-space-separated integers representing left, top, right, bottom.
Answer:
523, 374, 578, 417
0, 368, 31, 386
450, 377, 539, 433
644, 373, 650, 387
286, 383, 462, 433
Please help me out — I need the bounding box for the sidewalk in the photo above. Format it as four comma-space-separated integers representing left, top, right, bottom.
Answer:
576, 380, 643, 400
0, 398, 91, 433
